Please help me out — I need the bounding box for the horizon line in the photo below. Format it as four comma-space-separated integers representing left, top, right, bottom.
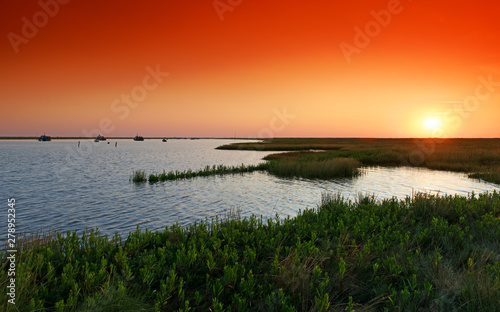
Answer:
1, 136, 500, 140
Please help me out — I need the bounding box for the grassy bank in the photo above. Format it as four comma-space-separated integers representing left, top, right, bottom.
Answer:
218, 138, 500, 184
131, 163, 269, 183
216, 139, 345, 152
131, 158, 361, 183
267, 157, 361, 179
2, 192, 500, 311
469, 167, 500, 185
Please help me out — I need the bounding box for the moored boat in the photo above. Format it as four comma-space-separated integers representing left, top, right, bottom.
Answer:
38, 134, 51, 141
162, 138, 167, 142
95, 134, 106, 141
134, 135, 144, 141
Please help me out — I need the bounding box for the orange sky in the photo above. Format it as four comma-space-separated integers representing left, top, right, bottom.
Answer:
1, 0, 499, 138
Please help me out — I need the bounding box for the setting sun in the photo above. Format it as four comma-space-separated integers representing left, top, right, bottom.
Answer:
2, 0, 500, 308
423, 117, 442, 131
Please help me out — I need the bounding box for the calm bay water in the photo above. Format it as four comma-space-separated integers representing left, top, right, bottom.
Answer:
1, 139, 499, 239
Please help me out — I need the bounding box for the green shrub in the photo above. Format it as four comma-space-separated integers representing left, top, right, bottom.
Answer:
2, 192, 499, 311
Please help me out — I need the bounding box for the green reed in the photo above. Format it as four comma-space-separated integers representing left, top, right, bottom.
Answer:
145, 163, 268, 183
267, 157, 362, 179
131, 170, 147, 183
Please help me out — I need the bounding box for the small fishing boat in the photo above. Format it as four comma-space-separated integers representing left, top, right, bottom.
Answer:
95, 134, 106, 141
38, 134, 51, 141
134, 135, 144, 141
162, 138, 167, 142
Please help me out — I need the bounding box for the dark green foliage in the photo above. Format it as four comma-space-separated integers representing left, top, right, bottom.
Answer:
78, 282, 151, 312
2, 192, 500, 311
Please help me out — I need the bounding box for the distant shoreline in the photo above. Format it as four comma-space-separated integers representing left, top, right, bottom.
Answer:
0, 137, 258, 140
1, 137, 499, 140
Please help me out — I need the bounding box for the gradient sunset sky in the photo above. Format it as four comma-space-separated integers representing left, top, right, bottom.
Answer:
1, 0, 499, 138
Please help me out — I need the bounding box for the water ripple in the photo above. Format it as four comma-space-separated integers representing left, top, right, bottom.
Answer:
1, 140, 499, 239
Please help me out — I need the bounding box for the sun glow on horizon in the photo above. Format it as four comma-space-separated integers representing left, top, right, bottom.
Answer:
423, 117, 442, 131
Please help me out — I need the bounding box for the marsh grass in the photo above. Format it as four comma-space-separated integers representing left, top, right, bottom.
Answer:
131, 170, 147, 183
135, 138, 500, 183
2, 192, 499, 311
1, 230, 57, 252
220, 138, 500, 184
137, 157, 363, 184
469, 167, 500, 184
267, 157, 361, 179
216, 143, 343, 151
139, 163, 268, 183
